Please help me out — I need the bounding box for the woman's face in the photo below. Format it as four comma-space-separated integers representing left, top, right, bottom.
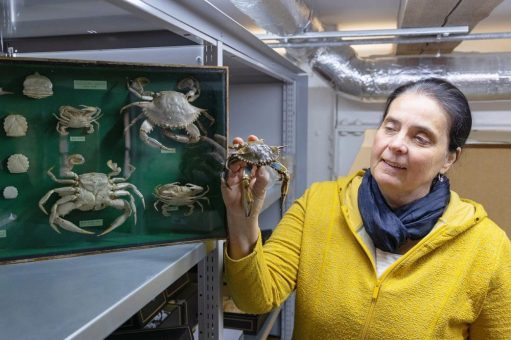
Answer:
370, 92, 458, 207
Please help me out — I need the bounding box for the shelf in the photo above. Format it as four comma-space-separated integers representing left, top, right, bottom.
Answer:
0, 240, 215, 340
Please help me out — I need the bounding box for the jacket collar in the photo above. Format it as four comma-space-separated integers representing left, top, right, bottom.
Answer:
337, 170, 488, 246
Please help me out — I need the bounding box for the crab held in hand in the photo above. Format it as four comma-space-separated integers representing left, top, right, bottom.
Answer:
224, 139, 289, 217
121, 77, 215, 150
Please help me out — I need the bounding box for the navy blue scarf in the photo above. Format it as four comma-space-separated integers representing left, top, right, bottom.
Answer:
358, 170, 450, 254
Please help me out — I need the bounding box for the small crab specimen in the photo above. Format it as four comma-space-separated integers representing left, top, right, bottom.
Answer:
153, 182, 210, 216
223, 139, 289, 217
38, 154, 145, 236
54, 105, 102, 135
7, 153, 29, 173
121, 77, 215, 150
4, 114, 28, 137
23, 72, 53, 99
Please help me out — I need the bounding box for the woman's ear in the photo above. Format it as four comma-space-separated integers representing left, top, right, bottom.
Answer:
441, 147, 461, 174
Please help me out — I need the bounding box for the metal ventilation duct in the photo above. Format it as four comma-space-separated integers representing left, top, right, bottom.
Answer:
230, 0, 511, 101
229, 0, 323, 35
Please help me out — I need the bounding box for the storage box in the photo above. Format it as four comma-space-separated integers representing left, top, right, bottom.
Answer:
158, 303, 183, 328
107, 326, 193, 340
167, 283, 199, 327
223, 295, 269, 335
349, 129, 511, 237
0, 57, 228, 263
164, 272, 191, 299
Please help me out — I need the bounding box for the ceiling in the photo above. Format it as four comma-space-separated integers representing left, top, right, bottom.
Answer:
2, 0, 510, 58
209, 0, 511, 57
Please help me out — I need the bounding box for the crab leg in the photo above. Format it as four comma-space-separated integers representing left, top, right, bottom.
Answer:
46, 167, 79, 183
50, 198, 95, 235
112, 190, 138, 224
53, 216, 96, 235
269, 162, 290, 210
184, 204, 195, 216
162, 123, 200, 143
97, 199, 132, 236
139, 120, 176, 151
39, 186, 77, 215
116, 183, 146, 208
242, 165, 253, 217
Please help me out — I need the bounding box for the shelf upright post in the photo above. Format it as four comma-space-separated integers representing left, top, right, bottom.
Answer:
197, 40, 224, 340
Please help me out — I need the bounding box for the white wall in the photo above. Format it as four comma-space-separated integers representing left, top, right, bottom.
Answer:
305, 67, 337, 186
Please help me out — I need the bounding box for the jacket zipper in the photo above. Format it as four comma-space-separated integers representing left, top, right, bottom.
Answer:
360, 282, 381, 339
357, 224, 450, 339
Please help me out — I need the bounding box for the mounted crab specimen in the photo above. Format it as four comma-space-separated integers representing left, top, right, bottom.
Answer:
23, 72, 53, 99
54, 105, 102, 135
121, 77, 215, 151
38, 154, 145, 236
223, 139, 289, 217
153, 182, 209, 216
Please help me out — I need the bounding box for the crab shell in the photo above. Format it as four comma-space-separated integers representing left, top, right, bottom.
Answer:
7, 154, 30, 173
3, 114, 28, 137
228, 140, 283, 166
145, 91, 206, 129
23, 72, 53, 99
3, 186, 18, 199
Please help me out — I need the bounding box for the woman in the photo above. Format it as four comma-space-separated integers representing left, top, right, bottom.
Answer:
222, 78, 511, 339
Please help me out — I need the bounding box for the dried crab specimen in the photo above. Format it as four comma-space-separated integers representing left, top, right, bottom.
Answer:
23, 72, 53, 99
153, 182, 209, 216
4, 114, 28, 137
7, 153, 29, 173
54, 105, 102, 135
3, 186, 18, 199
38, 154, 145, 236
224, 139, 289, 217
121, 77, 215, 151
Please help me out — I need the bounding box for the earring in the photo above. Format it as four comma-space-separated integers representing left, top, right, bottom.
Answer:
438, 173, 445, 182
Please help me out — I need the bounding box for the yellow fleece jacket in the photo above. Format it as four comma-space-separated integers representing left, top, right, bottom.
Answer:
224, 171, 511, 339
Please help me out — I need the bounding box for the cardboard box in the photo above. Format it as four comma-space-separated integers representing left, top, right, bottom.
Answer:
349, 129, 511, 237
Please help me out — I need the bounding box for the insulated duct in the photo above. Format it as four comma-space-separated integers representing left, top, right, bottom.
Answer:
229, 0, 323, 35
230, 0, 511, 101
312, 48, 511, 101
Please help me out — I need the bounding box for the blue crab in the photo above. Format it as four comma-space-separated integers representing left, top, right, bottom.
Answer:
224, 139, 289, 217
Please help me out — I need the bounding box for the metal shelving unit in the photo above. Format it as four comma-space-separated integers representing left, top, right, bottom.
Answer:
0, 1, 308, 338
0, 241, 215, 339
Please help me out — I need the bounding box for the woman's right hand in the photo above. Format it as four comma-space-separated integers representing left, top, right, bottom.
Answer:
221, 135, 270, 258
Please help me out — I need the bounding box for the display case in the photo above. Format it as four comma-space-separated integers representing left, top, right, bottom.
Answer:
0, 57, 227, 263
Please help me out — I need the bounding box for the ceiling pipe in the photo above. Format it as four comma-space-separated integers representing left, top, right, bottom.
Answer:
230, 0, 511, 101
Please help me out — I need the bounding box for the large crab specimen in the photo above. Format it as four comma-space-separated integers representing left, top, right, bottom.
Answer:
38, 154, 145, 236
121, 77, 215, 151
223, 139, 289, 217
54, 105, 102, 135
153, 182, 210, 216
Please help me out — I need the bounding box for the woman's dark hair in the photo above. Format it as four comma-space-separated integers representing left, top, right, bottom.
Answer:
382, 78, 472, 152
